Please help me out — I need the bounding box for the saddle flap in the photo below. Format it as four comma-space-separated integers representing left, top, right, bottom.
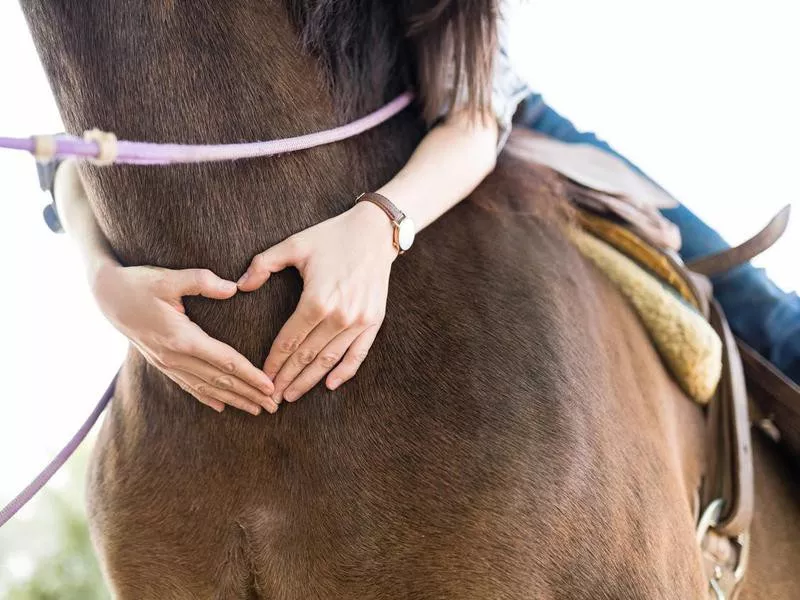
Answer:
506, 132, 679, 209
506, 129, 682, 251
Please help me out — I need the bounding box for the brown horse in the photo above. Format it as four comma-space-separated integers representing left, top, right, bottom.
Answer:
20, 1, 800, 598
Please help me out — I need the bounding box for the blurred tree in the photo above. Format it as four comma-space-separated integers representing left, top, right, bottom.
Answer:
1, 441, 109, 599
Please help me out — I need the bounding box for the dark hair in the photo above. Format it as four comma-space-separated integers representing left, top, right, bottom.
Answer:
287, 0, 499, 122
405, 0, 498, 123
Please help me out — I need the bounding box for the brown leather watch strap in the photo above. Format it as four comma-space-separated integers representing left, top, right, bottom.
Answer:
356, 192, 405, 223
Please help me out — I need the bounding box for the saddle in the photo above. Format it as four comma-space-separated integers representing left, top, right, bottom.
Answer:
506, 129, 799, 599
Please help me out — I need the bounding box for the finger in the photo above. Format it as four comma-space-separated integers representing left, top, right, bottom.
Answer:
263, 294, 328, 381
272, 313, 352, 402
282, 327, 362, 403
326, 325, 380, 391
175, 371, 262, 416
147, 347, 264, 415
166, 371, 226, 413
182, 327, 275, 396
170, 353, 278, 413
138, 346, 225, 412
237, 236, 303, 292
169, 268, 238, 300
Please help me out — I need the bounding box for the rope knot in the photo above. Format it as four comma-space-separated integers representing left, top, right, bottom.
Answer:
83, 128, 118, 166
31, 135, 57, 163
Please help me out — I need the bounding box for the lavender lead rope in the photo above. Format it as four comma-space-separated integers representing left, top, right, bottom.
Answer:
0, 92, 414, 529
0, 92, 414, 165
0, 374, 117, 528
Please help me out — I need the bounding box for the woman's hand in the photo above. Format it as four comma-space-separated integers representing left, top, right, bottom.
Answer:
92, 262, 277, 415
237, 202, 397, 403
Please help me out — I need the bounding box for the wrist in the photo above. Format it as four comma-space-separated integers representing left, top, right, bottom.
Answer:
349, 201, 399, 261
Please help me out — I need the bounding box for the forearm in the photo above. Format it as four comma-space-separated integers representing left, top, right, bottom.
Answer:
53, 160, 119, 279
376, 111, 498, 231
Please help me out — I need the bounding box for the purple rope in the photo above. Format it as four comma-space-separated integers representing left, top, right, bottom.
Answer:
0, 374, 117, 528
0, 92, 414, 165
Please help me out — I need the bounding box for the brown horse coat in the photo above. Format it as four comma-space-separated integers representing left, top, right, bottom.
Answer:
20, 1, 800, 598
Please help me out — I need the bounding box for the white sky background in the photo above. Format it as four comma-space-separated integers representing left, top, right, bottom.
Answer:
0, 0, 798, 535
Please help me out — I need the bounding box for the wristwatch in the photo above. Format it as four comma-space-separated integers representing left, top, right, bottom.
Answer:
355, 192, 415, 254
36, 156, 65, 233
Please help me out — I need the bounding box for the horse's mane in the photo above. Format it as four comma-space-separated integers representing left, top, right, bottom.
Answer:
286, 0, 499, 122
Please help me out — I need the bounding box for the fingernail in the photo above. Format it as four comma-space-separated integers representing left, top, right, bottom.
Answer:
328, 379, 340, 390
284, 390, 296, 403
260, 378, 274, 396
266, 403, 278, 414
248, 405, 262, 416
219, 280, 237, 293
237, 272, 249, 286
271, 393, 282, 405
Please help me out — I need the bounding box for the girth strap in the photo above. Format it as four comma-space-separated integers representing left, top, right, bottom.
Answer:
702, 301, 754, 537
689, 298, 752, 600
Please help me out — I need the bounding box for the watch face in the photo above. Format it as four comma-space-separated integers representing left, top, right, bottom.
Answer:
397, 217, 415, 251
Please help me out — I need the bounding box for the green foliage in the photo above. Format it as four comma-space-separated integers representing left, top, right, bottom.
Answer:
0, 443, 109, 599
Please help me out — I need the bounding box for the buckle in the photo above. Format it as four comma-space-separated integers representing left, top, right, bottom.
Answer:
696, 499, 750, 599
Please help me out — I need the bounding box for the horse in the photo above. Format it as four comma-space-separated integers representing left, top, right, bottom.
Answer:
19, 1, 800, 597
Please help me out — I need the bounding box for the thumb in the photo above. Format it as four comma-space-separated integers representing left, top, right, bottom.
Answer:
237, 236, 302, 292
170, 268, 238, 299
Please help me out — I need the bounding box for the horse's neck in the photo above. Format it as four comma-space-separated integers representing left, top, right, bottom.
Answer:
21, 0, 422, 371
22, 0, 421, 270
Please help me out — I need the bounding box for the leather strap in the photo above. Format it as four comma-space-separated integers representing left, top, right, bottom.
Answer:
687, 205, 790, 277
687, 207, 796, 598
356, 191, 404, 223
703, 300, 754, 537
737, 339, 800, 465
688, 295, 753, 600
687, 206, 794, 598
